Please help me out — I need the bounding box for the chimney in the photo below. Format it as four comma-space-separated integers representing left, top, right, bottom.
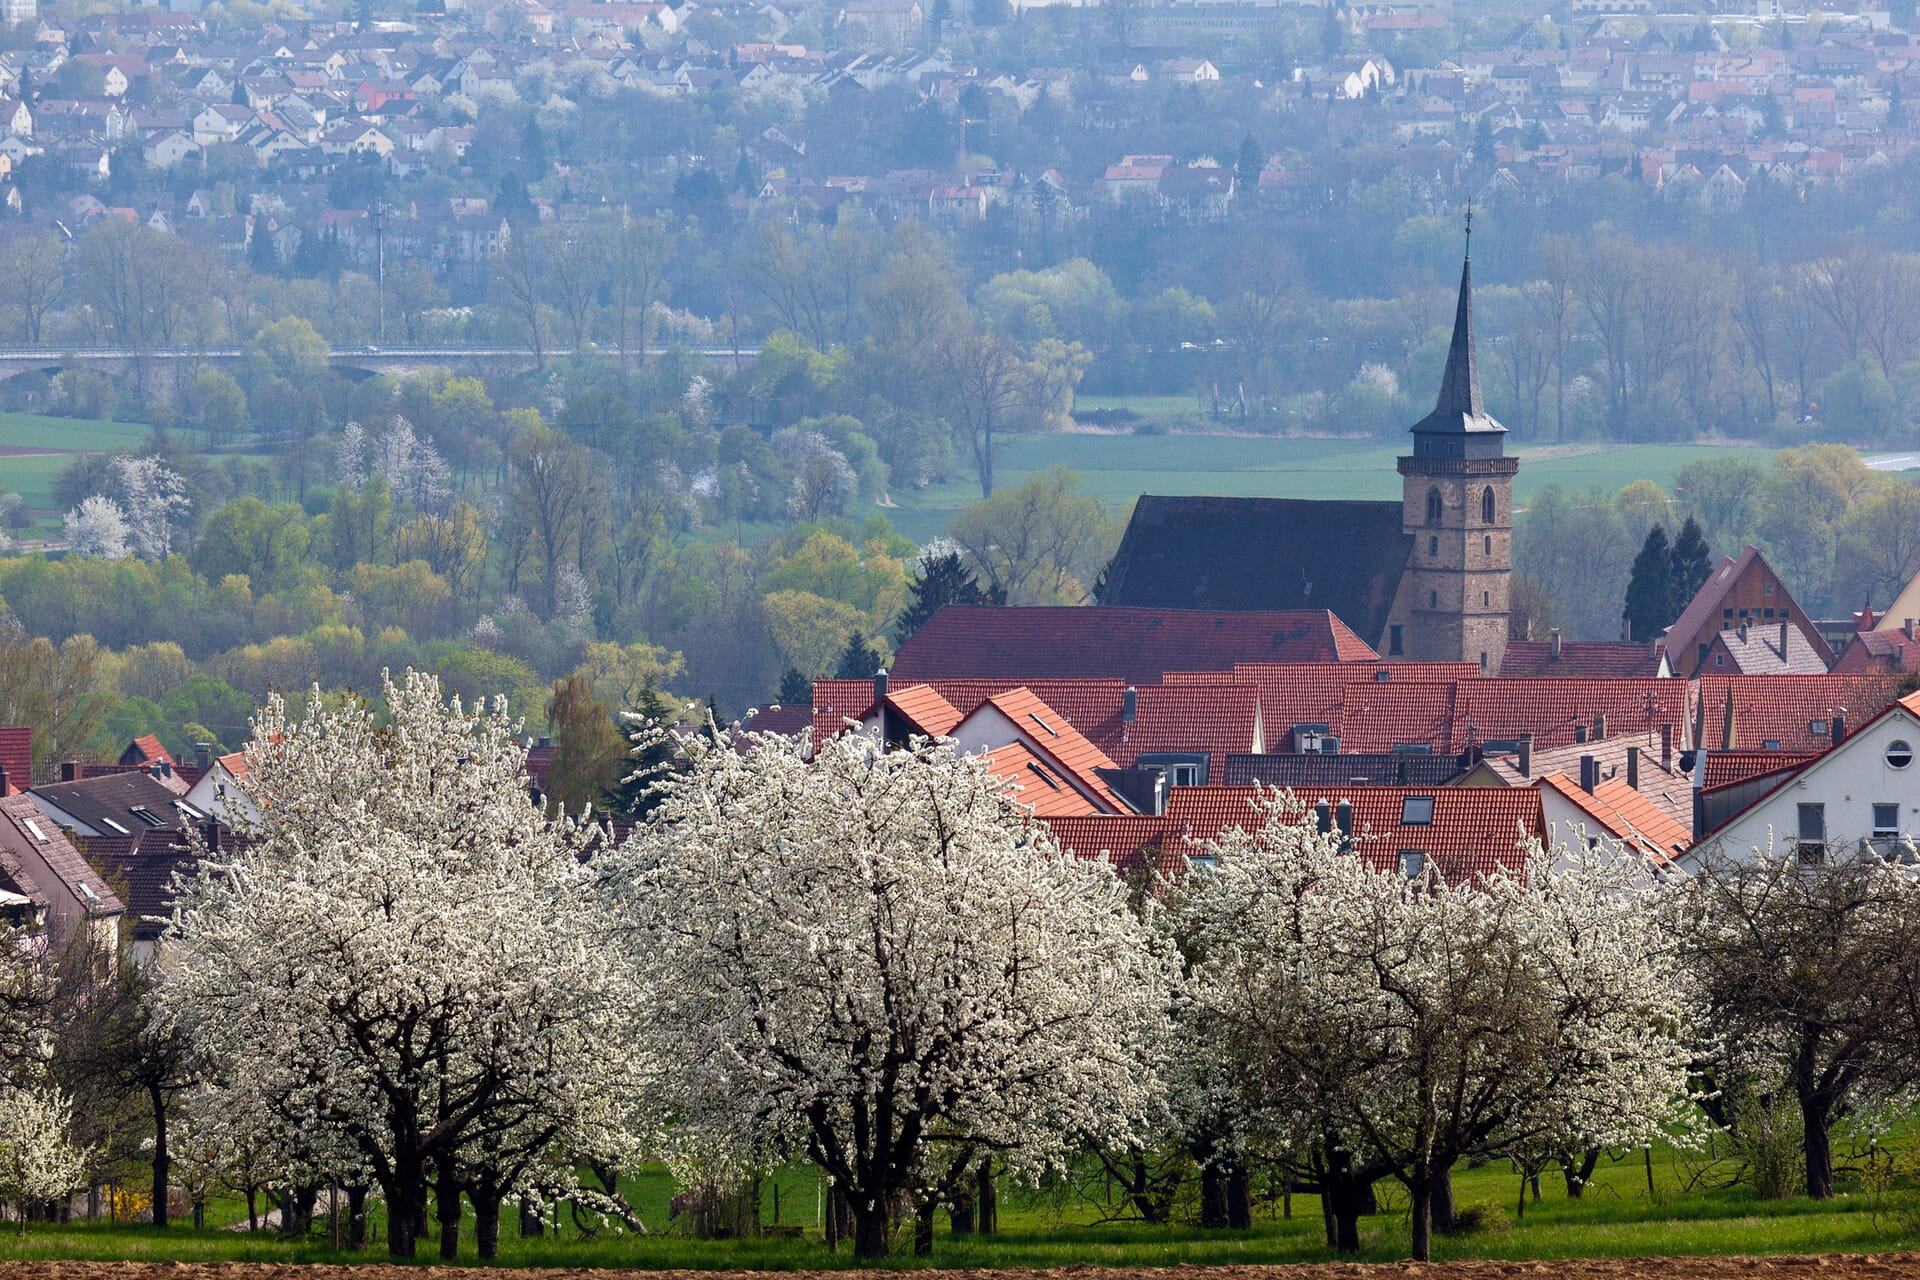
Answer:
1122, 686, 1138, 723
1550, 628, 1562, 661
1627, 745, 1641, 791
873, 667, 888, 702
1622, 617, 1633, 643
195, 741, 212, 772
1660, 722, 1674, 771
1579, 755, 1599, 794
1594, 713, 1607, 741
0, 765, 8, 797
1832, 716, 1846, 747
1908, 618, 1917, 643
60, 760, 79, 782
1335, 799, 1353, 847
1780, 619, 1790, 657
1738, 619, 1749, 644
1722, 689, 1737, 752
1575, 724, 1588, 745
1314, 799, 1332, 836
1518, 734, 1533, 776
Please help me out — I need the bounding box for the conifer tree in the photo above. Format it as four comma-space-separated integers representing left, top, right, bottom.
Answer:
1668, 516, 1713, 622
894, 551, 1002, 646
834, 630, 885, 679
777, 667, 812, 705
1623, 524, 1674, 643
609, 680, 683, 821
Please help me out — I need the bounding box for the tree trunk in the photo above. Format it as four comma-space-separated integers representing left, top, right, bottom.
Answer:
520, 1198, 544, 1238
1322, 1161, 1372, 1254
148, 1083, 169, 1230
436, 1162, 461, 1260
245, 1188, 257, 1232
1563, 1149, 1599, 1199
193, 1199, 205, 1229
912, 1197, 935, 1256
1200, 1161, 1228, 1228
975, 1160, 996, 1234
1226, 1161, 1252, 1230
1430, 1167, 1455, 1235
1409, 1169, 1433, 1263
347, 1186, 368, 1250
948, 1187, 974, 1235
473, 1193, 501, 1261
386, 1177, 418, 1259
1803, 1095, 1835, 1200
850, 1202, 892, 1260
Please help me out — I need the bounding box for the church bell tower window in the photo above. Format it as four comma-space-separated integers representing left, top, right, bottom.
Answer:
1482, 488, 1496, 523
1426, 488, 1442, 525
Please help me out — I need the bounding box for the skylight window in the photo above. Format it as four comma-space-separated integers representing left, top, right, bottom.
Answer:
101, 818, 129, 835
129, 807, 166, 828
1400, 796, 1435, 826
1027, 763, 1061, 791
21, 818, 47, 843
1028, 712, 1057, 736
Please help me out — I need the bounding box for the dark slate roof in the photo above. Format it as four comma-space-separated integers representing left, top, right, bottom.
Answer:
76, 830, 202, 941
28, 770, 201, 837
891, 605, 1378, 684
1410, 251, 1506, 437
1221, 751, 1468, 788
1099, 496, 1410, 643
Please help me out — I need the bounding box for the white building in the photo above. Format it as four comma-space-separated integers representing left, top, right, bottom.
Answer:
1683, 691, 1920, 866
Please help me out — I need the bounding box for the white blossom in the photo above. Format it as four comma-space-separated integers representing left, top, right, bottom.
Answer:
772, 429, 856, 523
110, 455, 191, 561
554, 564, 593, 632
0, 1086, 89, 1233
62, 495, 130, 560
153, 670, 647, 1259
614, 727, 1173, 1258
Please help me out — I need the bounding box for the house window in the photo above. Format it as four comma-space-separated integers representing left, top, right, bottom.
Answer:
1426, 487, 1442, 525
1482, 488, 1496, 523
1484, 535, 1492, 556
1389, 624, 1404, 656
1398, 849, 1426, 878
1810, 719, 1827, 737
1890, 740, 1915, 770
1479, 651, 1488, 670
1482, 591, 1490, 607
1430, 590, 1438, 609
1401, 796, 1435, 825
1723, 609, 1734, 619
1797, 802, 1826, 861
1874, 803, 1900, 838
1429, 535, 1438, 556
1763, 739, 1781, 750
1765, 583, 1775, 595
1714, 654, 1724, 667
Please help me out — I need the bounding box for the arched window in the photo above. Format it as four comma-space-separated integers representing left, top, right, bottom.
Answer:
1482, 487, 1497, 524
1426, 488, 1442, 525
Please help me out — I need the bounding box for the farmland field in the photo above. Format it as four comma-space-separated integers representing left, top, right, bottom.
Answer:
880, 434, 1775, 546
0, 414, 151, 513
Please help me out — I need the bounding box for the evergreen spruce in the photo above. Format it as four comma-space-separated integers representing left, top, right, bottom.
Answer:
778, 667, 812, 706
894, 551, 1002, 646
834, 631, 885, 680
608, 681, 682, 821
1622, 524, 1675, 644
1668, 516, 1713, 622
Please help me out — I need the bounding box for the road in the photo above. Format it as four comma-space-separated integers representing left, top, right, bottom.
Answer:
1866, 453, 1920, 472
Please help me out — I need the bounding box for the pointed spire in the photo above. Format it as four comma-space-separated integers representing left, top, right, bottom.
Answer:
1408, 205, 1504, 437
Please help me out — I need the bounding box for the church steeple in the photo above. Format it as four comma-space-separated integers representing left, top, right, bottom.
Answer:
1409, 209, 1506, 444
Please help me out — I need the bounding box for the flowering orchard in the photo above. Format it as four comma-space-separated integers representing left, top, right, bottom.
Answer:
49, 668, 1908, 1261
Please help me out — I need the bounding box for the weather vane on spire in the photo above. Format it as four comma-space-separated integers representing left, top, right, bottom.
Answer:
1464, 201, 1473, 258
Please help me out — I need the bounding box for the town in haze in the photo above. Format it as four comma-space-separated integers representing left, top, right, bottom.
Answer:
7, 0, 1920, 1268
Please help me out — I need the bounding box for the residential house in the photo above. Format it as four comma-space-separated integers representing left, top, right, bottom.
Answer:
1662, 545, 1833, 675
28, 768, 206, 839
0, 794, 123, 953
1698, 618, 1830, 675
1684, 690, 1920, 865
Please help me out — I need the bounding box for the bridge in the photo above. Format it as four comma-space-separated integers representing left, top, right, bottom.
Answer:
0, 345, 761, 385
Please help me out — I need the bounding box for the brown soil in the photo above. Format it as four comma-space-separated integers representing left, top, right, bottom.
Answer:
9, 1260, 1920, 1280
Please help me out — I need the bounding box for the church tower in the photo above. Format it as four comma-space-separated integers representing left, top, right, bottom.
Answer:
1395, 220, 1517, 673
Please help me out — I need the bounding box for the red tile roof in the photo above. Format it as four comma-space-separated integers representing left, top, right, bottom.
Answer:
891, 606, 1378, 684
1691, 674, 1900, 752
1164, 662, 1479, 736
1038, 815, 1182, 878
977, 687, 1129, 811
980, 743, 1110, 818
1499, 640, 1667, 678
1699, 749, 1821, 791
1537, 772, 1691, 861
887, 685, 963, 737
128, 735, 175, 766
813, 677, 1260, 766
1834, 629, 1920, 673
1164, 785, 1545, 881
1451, 679, 1689, 753
0, 728, 30, 793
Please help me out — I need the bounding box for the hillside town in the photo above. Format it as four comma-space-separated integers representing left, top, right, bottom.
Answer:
0, 0, 1916, 257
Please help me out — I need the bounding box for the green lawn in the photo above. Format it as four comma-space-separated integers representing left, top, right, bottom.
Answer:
0, 412, 148, 452
8, 1144, 1919, 1268
877, 435, 1775, 546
